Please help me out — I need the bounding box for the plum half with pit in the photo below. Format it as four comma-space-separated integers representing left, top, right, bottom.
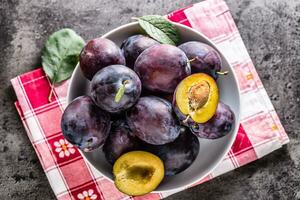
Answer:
103, 120, 140, 165
121, 34, 159, 68
61, 96, 111, 152
80, 38, 125, 80
126, 96, 181, 145
190, 102, 235, 139
173, 73, 219, 124
134, 44, 191, 93
142, 127, 199, 176
178, 41, 225, 79
91, 65, 141, 113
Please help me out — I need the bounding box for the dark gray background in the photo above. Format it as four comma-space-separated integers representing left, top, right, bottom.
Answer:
0, 0, 299, 199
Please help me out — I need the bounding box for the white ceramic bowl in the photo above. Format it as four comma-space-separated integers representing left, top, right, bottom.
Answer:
67, 22, 240, 192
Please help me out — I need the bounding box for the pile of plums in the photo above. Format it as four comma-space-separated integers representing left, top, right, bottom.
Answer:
61, 35, 235, 195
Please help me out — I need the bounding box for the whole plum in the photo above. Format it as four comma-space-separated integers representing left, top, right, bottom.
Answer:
126, 96, 181, 145
190, 102, 235, 139
103, 120, 140, 165
80, 38, 125, 80
134, 44, 191, 93
121, 35, 159, 68
91, 65, 141, 113
142, 127, 199, 176
61, 96, 111, 152
178, 41, 223, 79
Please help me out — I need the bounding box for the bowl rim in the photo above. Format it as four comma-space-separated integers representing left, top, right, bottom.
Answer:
67, 21, 241, 193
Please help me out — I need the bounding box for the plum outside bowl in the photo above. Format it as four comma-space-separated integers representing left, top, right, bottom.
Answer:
67, 21, 241, 192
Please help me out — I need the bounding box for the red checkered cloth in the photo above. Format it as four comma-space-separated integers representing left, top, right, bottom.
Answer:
11, 0, 289, 199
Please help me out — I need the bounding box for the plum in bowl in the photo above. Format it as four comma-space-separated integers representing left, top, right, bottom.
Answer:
67, 22, 240, 192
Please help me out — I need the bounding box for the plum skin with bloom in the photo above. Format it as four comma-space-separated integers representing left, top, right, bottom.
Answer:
91, 65, 142, 113
134, 44, 191, 93
141, 127, 199, 176
190, 102, 235, 139
121, 34, 159, 68
103, 120, 140, 165
178, 41, 222, 79
126, 96, 181, 145
61, 95, 111, 152
80, 38, 125, 80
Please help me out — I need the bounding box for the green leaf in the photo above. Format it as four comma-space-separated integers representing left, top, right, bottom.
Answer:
42, 28, 85, 83
115, 84, 126, 103
137, 15, 180, 45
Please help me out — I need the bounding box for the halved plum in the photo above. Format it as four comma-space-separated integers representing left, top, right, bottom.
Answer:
173, 73, 219, 124
190, 102, 235, 139
113, 151, 164, 196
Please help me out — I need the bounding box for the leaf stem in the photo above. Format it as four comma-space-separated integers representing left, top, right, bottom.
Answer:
48, 74, 57, 103
131, 17, 139, 21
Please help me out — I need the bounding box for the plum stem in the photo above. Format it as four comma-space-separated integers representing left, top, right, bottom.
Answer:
115, 80, 129, 103
217, 71, 229, 75
182, 115, 190, 124
188, 57, 197, 63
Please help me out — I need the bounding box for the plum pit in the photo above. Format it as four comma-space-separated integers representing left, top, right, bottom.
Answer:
188, 80, 210, 111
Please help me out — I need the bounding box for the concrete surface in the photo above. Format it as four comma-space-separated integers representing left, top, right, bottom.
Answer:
0, 0, 299, 199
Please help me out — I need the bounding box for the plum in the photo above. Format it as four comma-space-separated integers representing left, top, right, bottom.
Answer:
113, 151, 164, 196
134, 44, 191, 93
190, 102, 235, 139
91, 65, 141, 113
126, 96, 181, 145
103, 120, 140, 165
142, 127, 199, 176
80, 38, 125, 80
121, 34, 159, 68
178, 41, 223, 79
61, 96, 111, 152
